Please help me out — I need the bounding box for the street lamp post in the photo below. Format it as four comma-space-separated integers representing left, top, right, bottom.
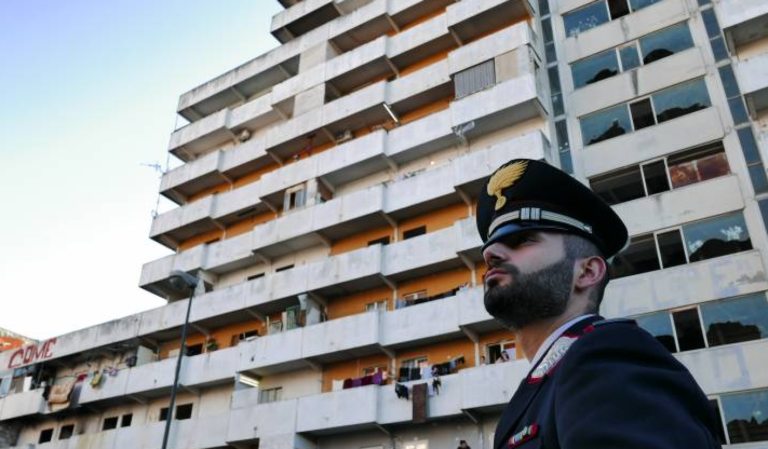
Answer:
161, 270, 200, 449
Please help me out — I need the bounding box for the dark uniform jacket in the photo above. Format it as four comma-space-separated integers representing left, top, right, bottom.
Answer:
494, 316, 722, 449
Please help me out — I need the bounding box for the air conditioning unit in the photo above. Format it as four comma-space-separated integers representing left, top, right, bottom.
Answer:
335, 130, 353, 144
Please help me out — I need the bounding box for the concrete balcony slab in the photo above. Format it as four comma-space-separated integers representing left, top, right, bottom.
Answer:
563, 0, 689, 64
735, 51, 768, 115
603, 250, 768, 319
302, 312, 381, 363
0, 390, 45, 420
227, 394, 299, 443
678, 338, 768, 395
581, 108, 725, 177
380, 294, 463, 349
169, 109, 232, 161
716, 0, 768, 51
272, 0, 342, 43
447, 0, 533, 44
614, 175, 744, 237
389, 12, 454, 71
296, 385, 378, 433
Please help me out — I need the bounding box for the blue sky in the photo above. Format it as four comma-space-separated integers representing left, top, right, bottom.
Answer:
0, 0, 282, 339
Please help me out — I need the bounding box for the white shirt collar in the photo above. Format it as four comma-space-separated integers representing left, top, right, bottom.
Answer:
529, 314, 595, 368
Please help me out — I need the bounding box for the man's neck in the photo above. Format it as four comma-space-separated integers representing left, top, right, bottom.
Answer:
516, 305, 591, 362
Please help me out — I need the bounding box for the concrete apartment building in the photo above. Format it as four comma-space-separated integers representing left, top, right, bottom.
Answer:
2, 0, 768, 447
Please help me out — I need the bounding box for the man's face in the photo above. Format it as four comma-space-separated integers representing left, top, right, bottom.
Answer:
482, 231, 575, 331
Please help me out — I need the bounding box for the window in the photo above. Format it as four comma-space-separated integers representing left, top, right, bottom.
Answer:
667, 143, 729, 189
721, 389, 768, 443
403, 226, 426, 240
591, 165, 646, 204
581, 79, 711, 146
487, 340, 517, 363
404, 440, 429, 449
121, 413, 133, 427
363, 365, 388, 376
247, 273, 265, 281
737, 128, 768, 194
710, 398, 728, 445
636, 312, 677, 352
564, 2, 610, 37
639, 23, 694, 65
607, 0, 629, 19
259, 387, 283, 404
176, 403, 193, 420
284, 184, 307, 212
700, 295, 768, 347
368, 236, 390, 246
683, 212, 752, 263
59, 424, 74, 440
656, 229, 686, 268
572, 51, 620, 88
403, 290, 428, 303
102, 416, 119, 430
365, 299, 388, 313
653, 79, 711, 123
611, 233, 660, 279
401, 356, 428, 369
39, 429, 54, 444
454, 60, 496, 99
160, 407, 170, 422
672, 308, 706, 351
641, 160, 671, 195
571, 23, 693, 90
580, 104, 632, 145
186, 343, 203, 357
630, 99, 655, 131
628, 0, 664, 10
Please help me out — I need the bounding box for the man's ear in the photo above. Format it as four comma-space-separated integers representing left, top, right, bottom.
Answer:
574, 256, 607, 292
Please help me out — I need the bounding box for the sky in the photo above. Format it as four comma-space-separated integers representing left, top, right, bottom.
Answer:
0, 0, 282, 339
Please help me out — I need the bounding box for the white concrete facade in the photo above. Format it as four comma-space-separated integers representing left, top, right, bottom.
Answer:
4, 0, 768, 448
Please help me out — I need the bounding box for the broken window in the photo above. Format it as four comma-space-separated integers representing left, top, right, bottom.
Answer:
186, 343, 203, 357
39, 429, 53, 444
652, 79, 711, 124
121, 413, 133, 427
590, 165, 645, 205
700, 294, 768, 347
571, 50, 620, 88
160, 407, 170, 422
721, 389, 768, 444
59, 424, 74, 440
607, 0, 630, 19
580, 103, 632, 146
656, 229, 686, 268
403, 226, 427, 240
639, 23, 694, 65
682, 212, 752, 263
611, 233, 660, 279
709, 398, 728, 445
667, 142, 729, 188
641, 160, 671, 195
176, 403, 193, 420
564, 1, 610, 37
630, 98, 655, 131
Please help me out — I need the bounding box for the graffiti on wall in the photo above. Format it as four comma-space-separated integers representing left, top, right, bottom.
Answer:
7, 339, 57, 369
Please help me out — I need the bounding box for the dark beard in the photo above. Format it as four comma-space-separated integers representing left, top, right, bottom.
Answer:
483, 257, 574, 331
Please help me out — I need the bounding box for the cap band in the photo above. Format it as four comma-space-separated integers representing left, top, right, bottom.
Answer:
488, 208, 593, 238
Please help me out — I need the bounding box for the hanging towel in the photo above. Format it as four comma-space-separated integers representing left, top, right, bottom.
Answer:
412, 383, 428, 423
90, 371, 103, 388
361, 375, 373, 386
395, 383, 409, 400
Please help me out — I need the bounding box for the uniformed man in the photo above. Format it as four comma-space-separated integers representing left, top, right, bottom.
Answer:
477, 159, 721, 448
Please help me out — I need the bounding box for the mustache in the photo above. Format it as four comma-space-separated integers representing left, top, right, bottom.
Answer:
484, 262, 520, 281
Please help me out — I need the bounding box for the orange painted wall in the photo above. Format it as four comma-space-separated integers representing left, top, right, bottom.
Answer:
188, 183, 230, 203
330, 225, 394, 256
398, 267, 471, 297
399, 6, 447, 32
399, 202, 468, 240
395, 337, 476, 371
479, 329, 522, 359
475, 262, 488, 286
233, 162, 279, 189
178, 229, 223, 251
321, 354, 391, 392
400, 48, 456, 78
327, 286, 393, 320
226, 210, 278, 239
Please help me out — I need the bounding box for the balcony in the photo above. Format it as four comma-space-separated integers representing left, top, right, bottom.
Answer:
272, 0, 345, 43
715, 0, 768, 52
227, 391, 301, 445
563, 0, 689, 63
447, 0, 533, 44
298, 385, 378, 433
569, 48, 706, 118
735, 51, 768, 116
0, 389, 45, 420
581, 108, 725, 177
677, 338, 768, 395
602, 250, 768, 319
613, 175, 744, 237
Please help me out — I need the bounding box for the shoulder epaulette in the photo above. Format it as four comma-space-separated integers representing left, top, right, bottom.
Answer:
593, 318, 637, 327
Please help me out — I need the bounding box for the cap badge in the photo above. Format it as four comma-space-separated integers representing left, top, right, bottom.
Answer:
487, 160, 529, 211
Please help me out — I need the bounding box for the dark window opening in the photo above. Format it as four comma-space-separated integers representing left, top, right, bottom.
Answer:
102, 416, 119, 431
590, 166, 645, 205
59, 424, 74, 440
276, 264, 294, 272
709, 399, 728, 446
186, 343, 203, 357
607, 0, 630, 19
630, 99, 656, 131
656, 229, 686, 268
176, 403, 193, 420
160, 407, 169, 422
368, 236, 391, 246
403, 226, 426, 240
642, 160, 671, 195
121, 413, 133, 428
39, 429, 54, 444
611, 234, 660, 279
636, 312, 677, 352
247, 273, 265, 281
672, 308, 706, 351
